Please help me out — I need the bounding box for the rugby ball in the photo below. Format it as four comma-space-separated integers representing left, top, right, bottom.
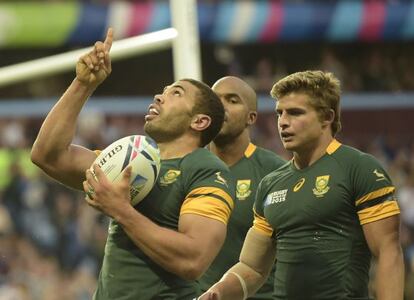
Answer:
91, 135, 161, 205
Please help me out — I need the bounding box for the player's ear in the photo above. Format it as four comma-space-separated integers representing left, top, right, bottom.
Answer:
247, 110, 257, 126
321, 109, 335, 128
191, 114, 211, 132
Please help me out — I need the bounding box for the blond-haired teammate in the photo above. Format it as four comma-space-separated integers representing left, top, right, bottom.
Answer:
199, 70, 404, 300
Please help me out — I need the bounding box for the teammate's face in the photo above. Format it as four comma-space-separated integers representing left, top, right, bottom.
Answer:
144, 80, 197, 143
276, 93, 325, 152
212, 82, 251, 142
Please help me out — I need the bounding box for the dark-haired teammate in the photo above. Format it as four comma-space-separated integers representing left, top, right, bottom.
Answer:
198, 76, 285, 299
31, 29, 235, 299
200, 71, 404, 300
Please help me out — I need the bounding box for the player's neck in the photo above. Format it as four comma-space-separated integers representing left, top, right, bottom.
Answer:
210, 131, 251, 167
158, 134, 200, 160
293, 134, 334, 169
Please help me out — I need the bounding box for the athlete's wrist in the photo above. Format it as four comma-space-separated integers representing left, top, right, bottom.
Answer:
226, 272, 248, 299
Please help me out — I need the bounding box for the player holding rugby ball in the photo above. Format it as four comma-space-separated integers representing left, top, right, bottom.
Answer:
31, 28, 235, 300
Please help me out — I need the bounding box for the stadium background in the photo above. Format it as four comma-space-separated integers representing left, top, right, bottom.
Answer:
0, 0, 413, 299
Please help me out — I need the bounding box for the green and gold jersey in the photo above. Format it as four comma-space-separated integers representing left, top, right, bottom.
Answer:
93, 148, 234, 300
198, 143, 285, 299
253, 140, 400, 300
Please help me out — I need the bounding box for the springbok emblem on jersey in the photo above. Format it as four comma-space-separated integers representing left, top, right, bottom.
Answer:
214, 172, 228, 187
236, 180, 252, 200
160, 169, 181, 186
373, 169, 386, 181
312, 175, 330, 197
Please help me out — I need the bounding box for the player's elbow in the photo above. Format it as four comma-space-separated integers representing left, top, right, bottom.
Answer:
30, 142, 45, 167
30, 141, 57, 171
178, 260, 207, 281
180, 269, 200, 281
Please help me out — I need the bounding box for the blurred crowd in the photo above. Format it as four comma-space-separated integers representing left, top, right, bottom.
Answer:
0, 115, 143, 300
0, 111, 413, 299
2, 43, 414, 99
220, 43, 414, 94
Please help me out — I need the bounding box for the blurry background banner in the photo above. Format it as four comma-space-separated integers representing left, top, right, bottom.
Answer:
1, 0, 414, 47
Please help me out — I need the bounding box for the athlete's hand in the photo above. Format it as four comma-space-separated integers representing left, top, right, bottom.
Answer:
76, 28, 113, 86
83, 164, 132, 218
197, 291, 221, 300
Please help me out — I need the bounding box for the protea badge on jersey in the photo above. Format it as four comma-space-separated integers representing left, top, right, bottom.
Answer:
91, 135, 161, 205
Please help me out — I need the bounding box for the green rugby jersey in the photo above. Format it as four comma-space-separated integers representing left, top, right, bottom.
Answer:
198, 143, 285, 299
93, 148, 234, 300
253, 140, 400, 300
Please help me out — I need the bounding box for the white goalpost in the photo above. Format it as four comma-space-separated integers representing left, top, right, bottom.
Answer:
0, 29, 177, 88
0, 0, 202, 88
170, 0, 202, 81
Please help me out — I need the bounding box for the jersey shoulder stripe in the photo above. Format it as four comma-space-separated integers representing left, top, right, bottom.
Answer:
358, 201, 400, 225
355, 186, 395, 206
252, 208, 274, 237
180, 196, 232, 224
185, 186, 234, 209
180, 186, 234, 224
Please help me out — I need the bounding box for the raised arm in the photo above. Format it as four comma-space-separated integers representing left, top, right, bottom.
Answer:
363, 215, 405, 300
31, 28, 113, 190
199, 228, 277, 300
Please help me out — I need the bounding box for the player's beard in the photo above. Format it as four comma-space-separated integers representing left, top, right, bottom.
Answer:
144, 113, 192, 144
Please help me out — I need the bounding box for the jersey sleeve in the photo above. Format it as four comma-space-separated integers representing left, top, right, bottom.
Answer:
351, 153, 400, 225
180, 154, 234, 225
252, 177, 274, 237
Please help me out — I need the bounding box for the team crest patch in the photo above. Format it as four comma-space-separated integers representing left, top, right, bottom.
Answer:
312, 175, 330, 197
160, 169, 181, 186
236, 180, 251, 200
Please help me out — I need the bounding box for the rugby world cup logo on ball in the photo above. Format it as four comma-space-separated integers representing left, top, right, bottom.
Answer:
91, 135, 161, 205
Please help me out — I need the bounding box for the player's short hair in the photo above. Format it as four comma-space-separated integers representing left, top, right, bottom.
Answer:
271, 70, 342, 136
182, 78, 225, 147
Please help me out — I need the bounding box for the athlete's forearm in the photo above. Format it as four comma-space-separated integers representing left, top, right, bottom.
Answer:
200, 262, 267, 300
116, 207, 217, 280
375, 243, 404, 300
200, 229, 276, 300
202, 272, 248, 300
226, 263, 268, 298
31, 79, 100, 189
32, 79, 95, 161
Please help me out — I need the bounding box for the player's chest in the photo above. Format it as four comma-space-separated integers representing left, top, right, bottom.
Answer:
139, 166, 187, 224
263, 171, 354, 228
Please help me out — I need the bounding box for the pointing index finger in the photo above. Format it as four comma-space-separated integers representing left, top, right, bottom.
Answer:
104, 27, 113, 51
